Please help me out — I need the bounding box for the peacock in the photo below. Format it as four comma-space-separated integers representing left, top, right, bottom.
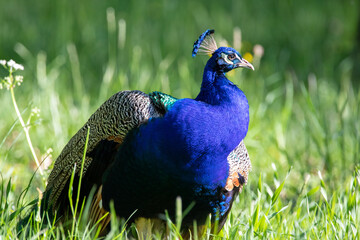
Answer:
21, 29, 253, 237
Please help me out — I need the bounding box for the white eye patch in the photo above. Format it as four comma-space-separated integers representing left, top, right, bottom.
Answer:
221, 53, 234, 65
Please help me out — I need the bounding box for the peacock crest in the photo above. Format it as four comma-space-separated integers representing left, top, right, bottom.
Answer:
192, 29, 218, 57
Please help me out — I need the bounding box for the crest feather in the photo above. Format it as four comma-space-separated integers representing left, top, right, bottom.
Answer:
192, 29, 218, 57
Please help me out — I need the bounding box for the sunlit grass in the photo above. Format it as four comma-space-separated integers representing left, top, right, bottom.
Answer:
0, 3, 359, 239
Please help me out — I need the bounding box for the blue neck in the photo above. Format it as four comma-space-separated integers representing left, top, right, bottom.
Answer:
195, 59, 238, 105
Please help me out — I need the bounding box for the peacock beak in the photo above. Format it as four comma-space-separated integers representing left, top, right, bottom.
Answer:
235, 58, 255, 71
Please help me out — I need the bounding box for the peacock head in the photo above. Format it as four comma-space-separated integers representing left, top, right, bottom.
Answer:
192, 29, 254, 73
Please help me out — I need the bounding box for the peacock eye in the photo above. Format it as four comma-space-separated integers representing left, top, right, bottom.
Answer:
228, 53, 236, 61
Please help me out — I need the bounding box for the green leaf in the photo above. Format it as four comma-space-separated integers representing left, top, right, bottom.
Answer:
347, 191, 356, 211
296, 204, 302, 219
252, 204, 260, 228
306, 186, 320, 197
268, 205, 289, 220
271, 178, 285, 206
318, 171, 326, 188
258, 215, 267, 233
4, 178, 11, 211
329, 192, 336, 220
258, 173, 262, 192
320, 187, 328, 203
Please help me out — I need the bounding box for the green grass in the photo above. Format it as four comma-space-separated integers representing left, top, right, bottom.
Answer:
1, 0, 360, 239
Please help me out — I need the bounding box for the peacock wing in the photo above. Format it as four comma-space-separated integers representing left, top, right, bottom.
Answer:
215, 140, 251, 232
45, 90, 165, 212
225, 140, 251, 192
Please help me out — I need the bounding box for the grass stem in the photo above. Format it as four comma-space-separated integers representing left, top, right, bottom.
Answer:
10, 81, 44, 177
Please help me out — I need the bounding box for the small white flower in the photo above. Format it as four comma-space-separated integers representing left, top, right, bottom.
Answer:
31, 107, 41, 117
15, 75, 23, 86
3, 76, 11, 90
46, 148, 53, 155
7, 60, 16, 68
253, 44, 264, 58
7, 59, 24, 71
0, 60, 7, 66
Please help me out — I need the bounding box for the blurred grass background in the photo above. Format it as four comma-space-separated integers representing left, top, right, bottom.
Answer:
0, 0, 359, 238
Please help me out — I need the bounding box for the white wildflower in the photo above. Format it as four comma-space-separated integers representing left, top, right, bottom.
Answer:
0, 60, 6, 66
31, 107, 41, 117
253, 44, 264, 58
15, 75, 23, 86
3, 76, 11, 90
46, 148, 53, 155
7, 59, 24, 71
